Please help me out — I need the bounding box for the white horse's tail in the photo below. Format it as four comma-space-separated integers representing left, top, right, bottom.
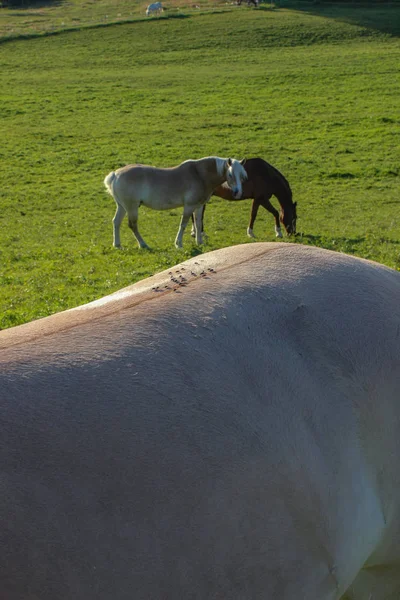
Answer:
104, 171, 116, 197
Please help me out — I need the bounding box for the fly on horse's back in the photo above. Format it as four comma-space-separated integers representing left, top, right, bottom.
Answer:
194, 157, 297, 239
104, 156, 247, 249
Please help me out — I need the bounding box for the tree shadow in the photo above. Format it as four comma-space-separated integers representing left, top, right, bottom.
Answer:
1, 0, 64, 9
299, 233, 365, 245
278, 0, 400, 38
292, 233, 365, 253
296, 233, 400, 255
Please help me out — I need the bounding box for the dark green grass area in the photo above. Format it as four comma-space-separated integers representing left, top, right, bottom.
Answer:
0, 4, 399, 328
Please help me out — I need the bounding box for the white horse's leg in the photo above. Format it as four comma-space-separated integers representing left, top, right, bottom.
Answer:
175, 206, 194, 249
193, 206, 204, 245
113, 203, 126, 248
127, 205, 149, 249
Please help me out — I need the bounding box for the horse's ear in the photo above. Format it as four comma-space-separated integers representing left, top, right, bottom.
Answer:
227, 158, 232, 166
240, 158, 246, 165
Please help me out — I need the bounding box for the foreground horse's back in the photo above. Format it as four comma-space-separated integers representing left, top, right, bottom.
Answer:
1, 243, 400, 599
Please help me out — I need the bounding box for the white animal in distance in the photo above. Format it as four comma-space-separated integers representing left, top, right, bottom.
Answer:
146, 2, 163, 16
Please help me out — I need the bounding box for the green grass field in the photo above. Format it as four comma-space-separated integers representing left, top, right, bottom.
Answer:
1, 1, 399, 329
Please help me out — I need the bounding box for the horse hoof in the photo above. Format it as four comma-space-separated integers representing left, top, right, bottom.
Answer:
275, 230, 283, 239
247, 228, 255, 239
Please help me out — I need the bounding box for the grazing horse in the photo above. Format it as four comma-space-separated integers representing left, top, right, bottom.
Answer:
146, 1, 163, 15
104, 156, 247, 249
1, 243, 400, 600
192, 157, 296, 239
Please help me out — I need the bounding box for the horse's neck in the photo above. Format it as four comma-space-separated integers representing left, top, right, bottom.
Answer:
197, 157, 227, 189
276, 181, 293, 209
213, 182, 234, 200
264, 162, 292, 208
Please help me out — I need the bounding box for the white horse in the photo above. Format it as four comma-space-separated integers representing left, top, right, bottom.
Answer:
1, 243, 400, 599
104, 156, 247, 249
146, 1, 163, 15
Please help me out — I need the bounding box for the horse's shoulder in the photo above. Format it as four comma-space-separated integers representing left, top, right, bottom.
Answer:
179, 159, 201, 177
185, 158, 218, 182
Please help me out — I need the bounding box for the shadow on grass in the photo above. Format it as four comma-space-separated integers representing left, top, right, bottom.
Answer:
146, 12, 190, 19
0, 11, 191, 45
1, 0, 64, 8
278, 0, 400, 38
299, 233, 365, 243
189, 246, 205, 256
294, 233, 366, 253
297, 233, 400, 253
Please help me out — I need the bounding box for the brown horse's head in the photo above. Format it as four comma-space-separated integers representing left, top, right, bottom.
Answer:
281, 201, 297, 236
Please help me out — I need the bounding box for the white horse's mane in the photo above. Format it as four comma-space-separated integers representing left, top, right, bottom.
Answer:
214, 156, 228, 177
179, 156, 227, 176
180, 156, 246, 179
192, 156, 241, 177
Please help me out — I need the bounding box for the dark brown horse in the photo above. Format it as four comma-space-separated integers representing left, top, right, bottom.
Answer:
192, 157, 297, 239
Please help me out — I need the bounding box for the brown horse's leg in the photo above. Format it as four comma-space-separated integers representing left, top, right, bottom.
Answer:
247, 200, 260, 238
190, 213, 195, 237
193, 206, 205, 244
258, 197, 282, 238
176, 204, 202, 248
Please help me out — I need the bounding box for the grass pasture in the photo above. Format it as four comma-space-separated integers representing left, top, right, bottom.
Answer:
0, 1, 399, 329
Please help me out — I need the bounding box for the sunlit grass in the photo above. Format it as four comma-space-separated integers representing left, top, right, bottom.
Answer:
0, 3, 399, 328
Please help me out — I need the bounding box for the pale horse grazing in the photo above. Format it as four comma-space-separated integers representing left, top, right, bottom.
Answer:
104, 156, 247, 249
146, 1, 163, 15
1, 242, 400, 600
